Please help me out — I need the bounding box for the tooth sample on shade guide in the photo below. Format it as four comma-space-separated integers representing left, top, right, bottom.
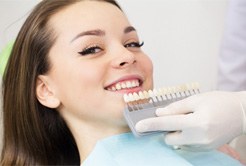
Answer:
160, 88, 168, 99
123, 82, 201, 104
148, 90, 154, 97
123, 94, 129, 103
148, 90, 156, 103
168, 87, 175, 98
128, 93, 134, 102
185, 84, 192, 95
153, 89, 158, 96
158, 88, 166, 100
165, 88, 171, 99
138, 91, 145, 100
153, 89, 161, 101
133, 92, 140, 101
194, 82, 200, 93
172, 86, 179, 97
123, 82, 201, 137
143, 91, 149, 99
189, 82, 198, 94
183, 84, 190, 96
176, 86, 183, 97
171, 87, 177, 98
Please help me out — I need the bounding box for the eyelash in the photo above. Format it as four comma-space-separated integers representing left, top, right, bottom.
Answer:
78, 41, 144, 56
78, 45, 102, 56
124, 41, 144, 48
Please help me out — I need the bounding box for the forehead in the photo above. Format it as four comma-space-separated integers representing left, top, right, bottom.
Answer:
48, 1, 130, 40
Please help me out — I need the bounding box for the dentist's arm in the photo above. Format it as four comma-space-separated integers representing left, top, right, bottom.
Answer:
135, 91, 246, 150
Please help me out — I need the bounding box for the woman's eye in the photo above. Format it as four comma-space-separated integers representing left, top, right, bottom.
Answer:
78, 46, 102, 56
124, 41, 144, 48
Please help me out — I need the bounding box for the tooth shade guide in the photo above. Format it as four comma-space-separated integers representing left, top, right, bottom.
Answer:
123, 82, 201, 137
123, 83, 200, 109
127, 99, 149, 112
124, 93, 151, 112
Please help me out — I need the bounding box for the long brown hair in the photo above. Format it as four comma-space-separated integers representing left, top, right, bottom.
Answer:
1, 0, 121, 165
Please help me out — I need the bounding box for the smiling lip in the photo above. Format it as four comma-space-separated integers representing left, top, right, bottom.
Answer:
104, 75, 144, 94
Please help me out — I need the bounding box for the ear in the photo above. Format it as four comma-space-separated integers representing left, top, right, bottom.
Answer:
36, 75, 60, 108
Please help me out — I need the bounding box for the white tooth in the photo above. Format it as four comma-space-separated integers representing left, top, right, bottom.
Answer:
133, 92, 140, 101
148, 90, 154, 98
185, 84, 190, 91
191, 82, 196, 89
180, 85, 188, 92
123, 94, 129, 103
128, 93, 134, 102
194, 82, 200, 89
138, 91, 145, 100
175, 86, 181, 93
107, 87, 112, 91
157, 89, 163, 96
121, 82, 126, 89
168, 87, 173, 94
170, 87, 176, 98
153, 89, 159, 96
166, 87, 171, 94
116, 83, 122, 90
158, 88, 166, 100
136, 80, 140, 87
112, 86, 116, 91
143, 90, 149, 99
184, 84, 191, 95
161, 88, 167, 95
158, 88, 163, 95
132, 81, 136, 87
155, 88, 163, 101
158, 88, 166, 99
172, 87, 176, 93
178, 86, 184, 96
126, 81, 131, 88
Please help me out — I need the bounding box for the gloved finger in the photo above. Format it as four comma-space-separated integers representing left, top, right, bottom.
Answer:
165, 132, 210, 151
165, 131, 194, 146
156, 96, 196, 116
135, 114, 192, 132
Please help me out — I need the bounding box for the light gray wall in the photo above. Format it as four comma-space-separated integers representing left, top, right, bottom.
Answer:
117, 0, 229, 91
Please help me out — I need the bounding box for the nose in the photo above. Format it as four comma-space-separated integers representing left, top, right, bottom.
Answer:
111, 48, 136, 69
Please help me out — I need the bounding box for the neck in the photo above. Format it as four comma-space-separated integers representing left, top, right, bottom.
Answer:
66, 118, 130, 163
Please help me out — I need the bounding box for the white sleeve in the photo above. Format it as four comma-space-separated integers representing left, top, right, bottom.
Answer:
217, 0, 246, 91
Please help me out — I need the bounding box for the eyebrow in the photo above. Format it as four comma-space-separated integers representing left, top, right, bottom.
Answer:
124, 26, 136, 33
70, 26, 136, 43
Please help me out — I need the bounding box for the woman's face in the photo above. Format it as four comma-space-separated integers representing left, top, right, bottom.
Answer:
40, 1, 153, 128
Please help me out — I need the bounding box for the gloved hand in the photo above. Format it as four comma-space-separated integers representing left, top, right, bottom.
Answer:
135, 91, 246, 150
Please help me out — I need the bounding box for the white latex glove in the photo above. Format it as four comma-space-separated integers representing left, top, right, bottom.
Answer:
135, 91, 246, 150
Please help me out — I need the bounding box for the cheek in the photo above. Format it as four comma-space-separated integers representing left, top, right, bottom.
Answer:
54, 62, 108, 118
51, 61, 106, 102
139, 54, 154, 89
146, 57, 153, 74
141, 55, 153, 77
